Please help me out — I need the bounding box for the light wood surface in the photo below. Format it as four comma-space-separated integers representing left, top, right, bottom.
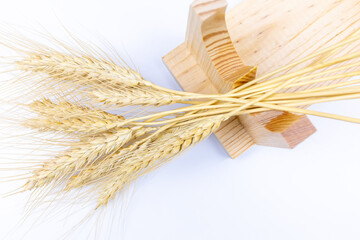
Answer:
163, 0, 360, 158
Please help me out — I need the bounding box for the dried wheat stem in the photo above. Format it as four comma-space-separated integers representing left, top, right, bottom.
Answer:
265, 87, 360, 101
233, 51, 360, 99
240, 68, 360, 99
292, 78, 360, 94
228, 30, 360, 94
268, 93, 360, 106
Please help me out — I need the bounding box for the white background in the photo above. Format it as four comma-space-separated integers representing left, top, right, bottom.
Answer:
0, 0, 360, 239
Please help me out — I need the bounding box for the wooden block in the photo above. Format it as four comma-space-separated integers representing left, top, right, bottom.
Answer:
186, 0, 254, 93
185, 0, 316, 152
226, 0, 360, 78
163, 0, 360, 158
239, 111, 316, 148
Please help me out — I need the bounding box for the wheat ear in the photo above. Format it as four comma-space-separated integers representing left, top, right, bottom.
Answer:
15, 51, 196, 107
25, 99, 125, 133
24, 126, 154, 191
94, 116, 224, 207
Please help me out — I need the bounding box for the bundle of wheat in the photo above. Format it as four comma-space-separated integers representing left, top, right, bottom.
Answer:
0, 28, 360, 210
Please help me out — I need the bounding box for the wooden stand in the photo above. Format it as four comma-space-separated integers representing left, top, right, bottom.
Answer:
163, 0, 360, 158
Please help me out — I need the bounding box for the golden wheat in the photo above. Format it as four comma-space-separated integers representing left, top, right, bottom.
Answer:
1, 28, 360, 210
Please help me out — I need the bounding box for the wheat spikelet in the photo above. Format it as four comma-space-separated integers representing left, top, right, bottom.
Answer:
16, 52, 151, 87
25, 99, 125, 133
90, 85, 184, 107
